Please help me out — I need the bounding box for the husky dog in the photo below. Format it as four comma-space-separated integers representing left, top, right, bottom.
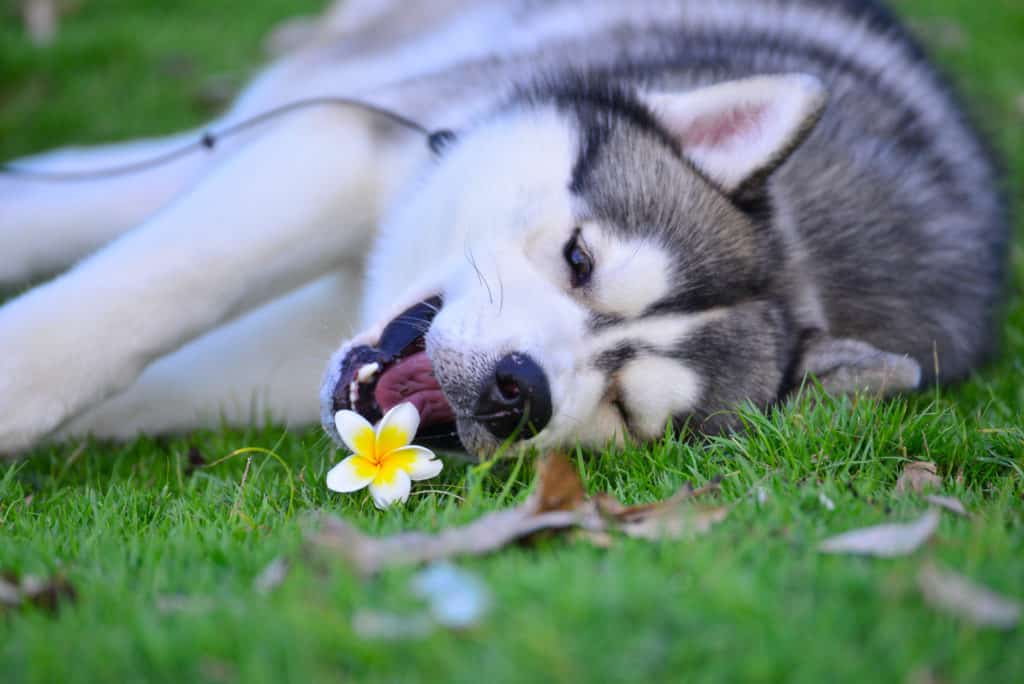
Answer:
0, 0, 1007, 457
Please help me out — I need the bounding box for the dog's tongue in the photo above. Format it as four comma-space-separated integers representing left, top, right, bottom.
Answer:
374, 351, 455, 426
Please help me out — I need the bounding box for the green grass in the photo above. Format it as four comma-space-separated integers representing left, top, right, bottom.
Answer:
1, 1, 1023, 682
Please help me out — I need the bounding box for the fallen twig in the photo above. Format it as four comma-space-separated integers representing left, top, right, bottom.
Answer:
308, 453, 726, 573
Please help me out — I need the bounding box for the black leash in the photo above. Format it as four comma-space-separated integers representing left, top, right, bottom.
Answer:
1, 96, 455, 181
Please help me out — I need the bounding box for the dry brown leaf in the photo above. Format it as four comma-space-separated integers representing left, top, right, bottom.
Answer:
311, 506, 595, 574
819, 509, 940, 557
22, 0, 57, 45
254, 557, 290, 594
0, 576, 21, 607
616, 505, 729, 541
310, 453, 600, 573
533, 452, 586, 513
199, 659, 237, 684
594, 481, 727, 541
309, 453, 724, 572
156, 594, 216, 615
352, 610, 435, 639
572, 529, 616, 548
895, 461, 942, 495
0, 570, 77, 614
593, 480, 719, 521
924, 495, 968, 517
590, 491, 629, 517
918, 562, 1021, 630
905, 667, 946, 684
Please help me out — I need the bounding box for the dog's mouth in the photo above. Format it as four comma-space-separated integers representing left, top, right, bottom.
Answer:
331, 296, 461, 448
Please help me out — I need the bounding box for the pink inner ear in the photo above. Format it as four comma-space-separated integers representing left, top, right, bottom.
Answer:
679, 103, 767, 148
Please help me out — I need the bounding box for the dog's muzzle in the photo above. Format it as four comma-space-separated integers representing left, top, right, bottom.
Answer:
322, 296, 553, 452
474, 352, 552, 441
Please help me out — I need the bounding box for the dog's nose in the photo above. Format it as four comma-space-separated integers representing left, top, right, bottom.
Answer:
475, 353, 552, 441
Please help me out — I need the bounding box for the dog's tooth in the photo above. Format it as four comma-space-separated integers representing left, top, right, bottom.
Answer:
349, 380, 360, 407
357, 362, 380, 383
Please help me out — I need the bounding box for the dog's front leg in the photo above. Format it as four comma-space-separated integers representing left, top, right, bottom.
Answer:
0, 131, 213, 285
55, 269, 364, 441
0, 108, 398, 455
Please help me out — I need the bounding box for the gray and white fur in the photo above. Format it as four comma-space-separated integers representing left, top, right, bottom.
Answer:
0, 0, 1007, 458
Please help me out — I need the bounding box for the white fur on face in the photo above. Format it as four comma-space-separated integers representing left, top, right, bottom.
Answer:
364, 106, 579, 326
539, 312, 716, 449
590, 310, 727, 352
359, 106, 716, 452
583, 224, 673, 317
617, 356, 701, 438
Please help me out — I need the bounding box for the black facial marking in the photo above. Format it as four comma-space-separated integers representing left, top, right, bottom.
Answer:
593, 343, 638, 373
588, 312, 625, 331
569, 99, 687, 196
641, 285, 758, 318
570, 114, 610, 195
510, 75, 685, 195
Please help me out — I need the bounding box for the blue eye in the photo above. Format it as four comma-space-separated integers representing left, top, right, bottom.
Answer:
563, 228, 594, 288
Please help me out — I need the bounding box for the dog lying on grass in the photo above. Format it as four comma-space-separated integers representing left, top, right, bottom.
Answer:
0, 0, 1007, 458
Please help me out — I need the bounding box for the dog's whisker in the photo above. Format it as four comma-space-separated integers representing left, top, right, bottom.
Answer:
464, 244, 494, 306
496, 267, 505, 315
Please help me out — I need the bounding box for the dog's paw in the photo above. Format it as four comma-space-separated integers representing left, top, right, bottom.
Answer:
0, 352, 70, 456
0, 394, 65, 457
0, 289, 105, 455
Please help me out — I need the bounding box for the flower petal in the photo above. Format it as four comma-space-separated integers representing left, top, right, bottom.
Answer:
375, 402, 420, 456
389, 446, 443, 481
369, 468, 412, 509
335, 410, 377, 458
325, 455, 378, 493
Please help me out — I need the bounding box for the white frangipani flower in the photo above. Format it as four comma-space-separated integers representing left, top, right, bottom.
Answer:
326, 403, 443, 509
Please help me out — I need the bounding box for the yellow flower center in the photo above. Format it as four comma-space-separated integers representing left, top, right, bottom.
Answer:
375, 423, 410, 457
375, 449, 417, 485
348, 421, 416, 486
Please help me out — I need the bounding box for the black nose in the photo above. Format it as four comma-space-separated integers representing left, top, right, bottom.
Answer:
475, 353, 552, 441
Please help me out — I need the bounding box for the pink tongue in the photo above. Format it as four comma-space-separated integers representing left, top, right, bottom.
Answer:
374, 351, 455, 426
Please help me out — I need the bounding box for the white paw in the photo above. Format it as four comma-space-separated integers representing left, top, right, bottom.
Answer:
0, 337, 71, 455
0, 323, 68, 455
0, 286, 123, 454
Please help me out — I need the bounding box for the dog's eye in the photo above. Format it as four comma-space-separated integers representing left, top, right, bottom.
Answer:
562, 229, 594, 288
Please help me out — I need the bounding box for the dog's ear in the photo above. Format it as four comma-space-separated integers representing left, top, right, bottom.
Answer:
642, 74, 827, 194
798, 337, 922, 396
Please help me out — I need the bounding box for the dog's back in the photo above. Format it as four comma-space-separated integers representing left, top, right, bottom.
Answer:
543, 0, 1001, 381
582, 0, 1008, 382
311, 0, 1005, 382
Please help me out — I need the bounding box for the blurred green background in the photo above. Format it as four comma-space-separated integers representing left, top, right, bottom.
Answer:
1, 2, 1022, 682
